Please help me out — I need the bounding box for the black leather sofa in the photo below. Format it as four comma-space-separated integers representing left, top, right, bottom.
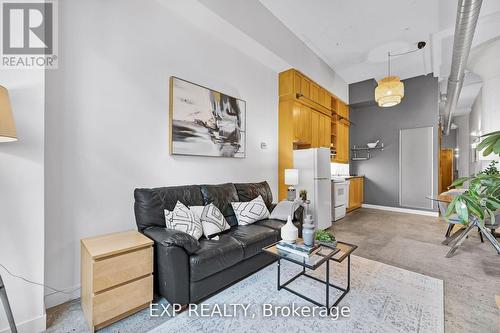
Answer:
134, 181, 303, 305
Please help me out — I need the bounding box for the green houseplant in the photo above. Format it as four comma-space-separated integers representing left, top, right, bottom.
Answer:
445, 131, 500, 226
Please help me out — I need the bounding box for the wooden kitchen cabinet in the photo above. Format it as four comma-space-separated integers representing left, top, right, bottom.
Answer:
309, 111, 331, 148
320, 113, 331, 148
332, 100, 349, 164
300, 76, 311, 99
347, 177, 364, 212
311, 110, 320, 147
293, 103, 311, 145
310, 82, 319, 104
278, 68, 345, 200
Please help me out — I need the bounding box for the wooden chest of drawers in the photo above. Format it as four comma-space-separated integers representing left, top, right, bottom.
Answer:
81, 230, 153, 332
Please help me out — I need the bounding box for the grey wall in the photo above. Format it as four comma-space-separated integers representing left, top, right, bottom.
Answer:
349, 78, 377, 107
349, 74, 439, 210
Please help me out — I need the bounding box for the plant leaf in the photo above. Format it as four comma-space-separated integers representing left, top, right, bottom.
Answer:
494, 137, 500, 154
454, 198, 469, 223
477, 132, 499, 151
449, 176, 469, 188
485, 198, 500, 210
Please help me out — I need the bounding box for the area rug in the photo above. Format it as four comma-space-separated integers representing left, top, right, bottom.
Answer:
150, 255, 444, 333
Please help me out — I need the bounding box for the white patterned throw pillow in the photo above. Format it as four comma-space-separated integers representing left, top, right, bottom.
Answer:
191, 204, 231, 239
232, 195, 270, 225
165, 201, 203, 240
164, 209, 174, 228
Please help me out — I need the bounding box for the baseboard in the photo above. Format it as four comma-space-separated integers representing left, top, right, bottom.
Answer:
44, 284, 81, 309
0, 314, 46, 333
361, 204, 439, 217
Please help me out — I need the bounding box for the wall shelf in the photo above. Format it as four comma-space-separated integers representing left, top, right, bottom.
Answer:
351, 143, 384, 161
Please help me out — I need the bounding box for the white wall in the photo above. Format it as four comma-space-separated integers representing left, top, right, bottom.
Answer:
196, 0, 349, 101
468, 38, 500, 173
44, 0, 281, 307
454, 115, 470, 178
0, 70, 45, 332
469, 85, 500, 174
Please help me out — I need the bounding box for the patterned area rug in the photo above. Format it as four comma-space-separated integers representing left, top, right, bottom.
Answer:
150, 255, 443, 333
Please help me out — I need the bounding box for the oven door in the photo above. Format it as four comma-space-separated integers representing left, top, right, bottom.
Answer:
333, 182, 348, 207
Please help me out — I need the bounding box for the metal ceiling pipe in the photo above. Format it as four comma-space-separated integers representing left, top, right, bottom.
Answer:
444, 0, 483, 135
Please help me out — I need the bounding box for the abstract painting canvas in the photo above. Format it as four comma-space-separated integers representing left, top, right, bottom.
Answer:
169, 77, 246, 158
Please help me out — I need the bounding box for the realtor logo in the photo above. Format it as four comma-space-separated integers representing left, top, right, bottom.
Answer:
1, 0, 58, 68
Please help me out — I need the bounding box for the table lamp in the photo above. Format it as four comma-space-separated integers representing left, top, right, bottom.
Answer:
285, 169, 299, 201
0, 84, 18, 333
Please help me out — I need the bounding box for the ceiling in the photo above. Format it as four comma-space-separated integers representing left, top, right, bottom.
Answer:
259, 0, 500, 86
259, 0, 442, 83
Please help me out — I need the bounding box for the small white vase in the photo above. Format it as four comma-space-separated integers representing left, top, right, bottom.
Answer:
281, 215, 298, 243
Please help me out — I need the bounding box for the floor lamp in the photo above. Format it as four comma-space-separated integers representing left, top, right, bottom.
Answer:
0, 85, 19, 333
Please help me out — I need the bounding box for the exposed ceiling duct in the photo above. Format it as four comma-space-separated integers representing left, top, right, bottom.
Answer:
443, 0, 483, 135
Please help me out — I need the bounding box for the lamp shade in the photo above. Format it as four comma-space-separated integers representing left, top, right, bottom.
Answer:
0, 85, 17, 142
374, 76, 404, 107
284, 169, 299, 186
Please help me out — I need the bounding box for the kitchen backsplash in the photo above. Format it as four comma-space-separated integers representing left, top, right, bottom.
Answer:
331, 162, 350, 176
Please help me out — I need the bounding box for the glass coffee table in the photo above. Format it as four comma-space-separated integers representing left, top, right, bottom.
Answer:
263, 240, 357, 309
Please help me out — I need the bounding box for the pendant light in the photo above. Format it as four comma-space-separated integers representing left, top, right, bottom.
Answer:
374, 42, 426, 108
375, 52, 404, 107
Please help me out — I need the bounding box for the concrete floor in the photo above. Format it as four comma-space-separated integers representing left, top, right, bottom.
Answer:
330, 208, 500, 333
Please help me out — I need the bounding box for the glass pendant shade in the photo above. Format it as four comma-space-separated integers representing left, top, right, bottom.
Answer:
0, 85, 17, 142
375, 76, 404, 107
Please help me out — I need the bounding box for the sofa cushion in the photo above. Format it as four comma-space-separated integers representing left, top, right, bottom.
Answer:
228, 225, 278, 259
200, 183, 239, 227
255, 218, 301, 235
254, 218, 286, 231
234, 181, 273, 209
134, 185, 203, 231
190, 234, 244, 282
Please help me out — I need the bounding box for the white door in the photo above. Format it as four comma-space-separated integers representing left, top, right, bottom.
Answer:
399, 127, 434, 209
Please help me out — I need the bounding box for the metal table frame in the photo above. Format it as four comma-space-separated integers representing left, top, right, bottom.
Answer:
265, 241, 357, 309
428, 195, 500, 257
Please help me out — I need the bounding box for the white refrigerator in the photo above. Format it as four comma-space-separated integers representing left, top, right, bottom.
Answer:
293, 147, 332, 230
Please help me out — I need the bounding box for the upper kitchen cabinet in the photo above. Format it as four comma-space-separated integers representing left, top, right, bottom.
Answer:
332, 100, 350, 164
278, 68, 347, 199
310, 110, 330, 148
292, 103, 312, 145
279, 69, 332, 110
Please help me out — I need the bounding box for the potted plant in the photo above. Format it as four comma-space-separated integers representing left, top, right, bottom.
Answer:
299, 189, 307, 201
315, 230, 337, 248
445, 131, 500, 227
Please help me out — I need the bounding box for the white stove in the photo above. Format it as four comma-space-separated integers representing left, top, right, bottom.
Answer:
331, 178, 348, 221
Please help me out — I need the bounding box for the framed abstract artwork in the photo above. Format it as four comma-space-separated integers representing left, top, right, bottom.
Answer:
169, 77, 246, 158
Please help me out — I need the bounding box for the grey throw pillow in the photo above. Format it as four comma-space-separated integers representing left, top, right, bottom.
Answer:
270, 199, 302, 221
